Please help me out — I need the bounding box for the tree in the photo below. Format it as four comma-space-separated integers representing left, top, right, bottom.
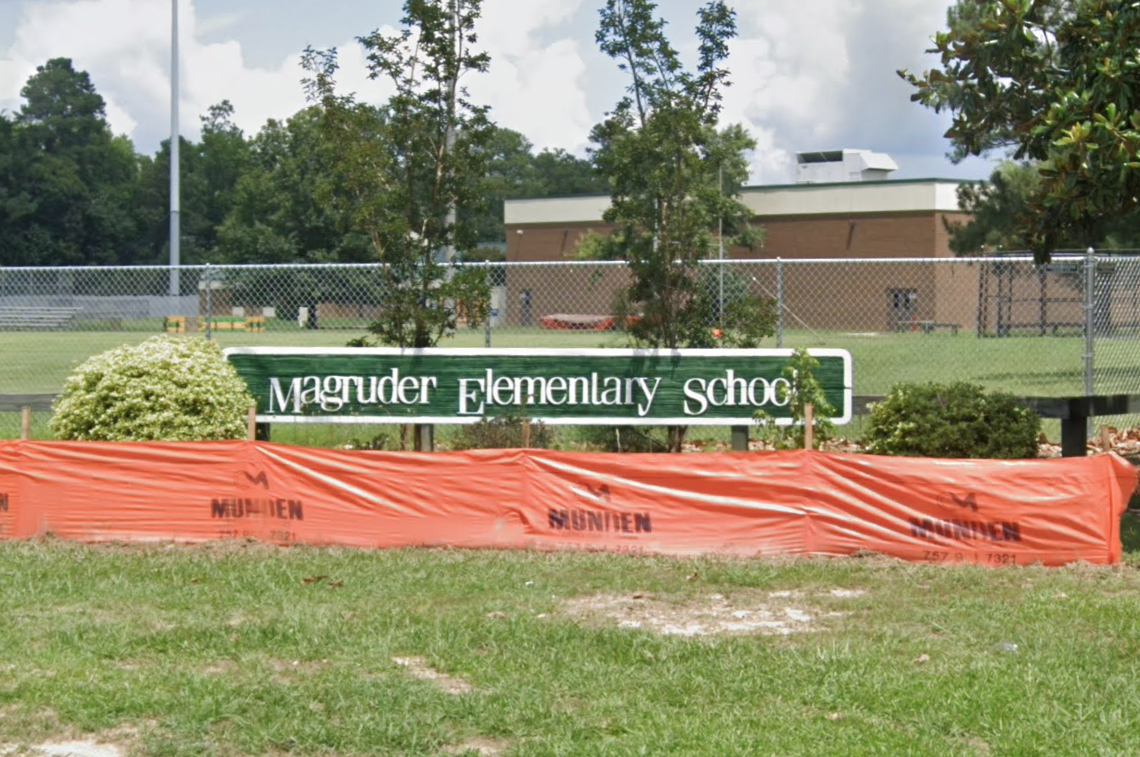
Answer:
467, 126, 607, 249
466, 125, 543, 246
589, 0, 771, 451
213, 108, 376, 325
947, 162, 1042, 255
590, 0, 764, 349
464, 126, 608, 248
131, 136, 213, 266
0, 58, 141, 267
0, 113, 39, 264
900, 0, 1140, 260
197, 101, 252, 256
128, 149, 175, 266
950, 160, 1140, 255
301, 0, 494, 350
112, 102, 251, 268
17, 58, 108, 154
532, 147, 607, 196
0, 63, 256, 269
218, 107, 368, 264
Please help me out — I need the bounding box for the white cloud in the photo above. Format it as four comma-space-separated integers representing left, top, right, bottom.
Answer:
718, 0, 861, 181
0, 0, 594, 153
472, 0, 592, 153
473, 37, 591, 153
195, 9, 244, 37
101, 98, 137, 137
478, 0, 581, 57
712, 0, 969, 181
0, 0, 370, 147
0, 0, 986, 182
741, 125, 791, 186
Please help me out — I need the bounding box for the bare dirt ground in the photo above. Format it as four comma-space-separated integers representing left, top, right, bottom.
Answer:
1, 741, 124, 757
561, 587, 867, 637
383, 589, 871, 755
391, 655, 474, 695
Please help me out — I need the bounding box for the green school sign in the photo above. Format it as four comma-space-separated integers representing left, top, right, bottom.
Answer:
224, 347, 852, 426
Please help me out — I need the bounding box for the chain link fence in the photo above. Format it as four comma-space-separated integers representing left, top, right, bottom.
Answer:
2, 254, 1139, 439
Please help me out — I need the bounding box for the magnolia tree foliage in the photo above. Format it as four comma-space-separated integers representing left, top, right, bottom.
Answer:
50, 336, 253, 441
301, 0, 493, 348
900, 0, 1140, 260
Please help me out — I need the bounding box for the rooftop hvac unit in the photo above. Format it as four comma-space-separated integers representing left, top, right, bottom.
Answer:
795, 149, 898, 184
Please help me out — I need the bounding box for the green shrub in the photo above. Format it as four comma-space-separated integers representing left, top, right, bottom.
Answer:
571, 425, 671, 453
754, 348, 837, 450
450, 412, 555, 450
864, 381, 1040, 459
50, 336, 254, 441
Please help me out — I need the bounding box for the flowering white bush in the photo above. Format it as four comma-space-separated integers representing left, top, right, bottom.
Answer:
50, 335, 254, 441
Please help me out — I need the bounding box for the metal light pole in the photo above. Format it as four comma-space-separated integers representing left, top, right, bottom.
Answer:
169, 0, 181, 297
442, 0, 458, 264
718, 164, 725, 326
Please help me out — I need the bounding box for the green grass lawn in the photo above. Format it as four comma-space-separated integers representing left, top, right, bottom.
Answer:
3, 323, 1136, 442
0, 326, 624, 395
1, 526, 1138, 756
0, 324, 1103, 397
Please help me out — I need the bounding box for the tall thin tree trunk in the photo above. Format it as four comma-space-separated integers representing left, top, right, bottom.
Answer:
667, 424, 687, 453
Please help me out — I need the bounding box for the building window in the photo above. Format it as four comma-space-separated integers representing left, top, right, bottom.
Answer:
888, 288, 918, 331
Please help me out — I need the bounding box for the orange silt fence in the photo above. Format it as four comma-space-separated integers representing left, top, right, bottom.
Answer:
0, 442, 1134, 566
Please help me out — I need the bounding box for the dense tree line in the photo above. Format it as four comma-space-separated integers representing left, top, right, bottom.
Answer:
0, 57, 604, 268
947, 160, 1140, 256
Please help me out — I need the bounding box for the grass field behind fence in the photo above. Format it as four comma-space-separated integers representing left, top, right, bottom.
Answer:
2, 321, 1133, 442
0, 526, 1138, 756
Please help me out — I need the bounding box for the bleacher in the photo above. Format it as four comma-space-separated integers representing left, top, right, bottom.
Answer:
0, 306, 82, 331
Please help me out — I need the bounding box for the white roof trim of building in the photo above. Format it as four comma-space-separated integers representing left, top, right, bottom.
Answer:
504, 180, 968, 225
505, 195, 613, 225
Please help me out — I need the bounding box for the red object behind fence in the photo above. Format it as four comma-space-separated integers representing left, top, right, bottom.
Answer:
0, 442, 1133, 566
538, 314, 642, 330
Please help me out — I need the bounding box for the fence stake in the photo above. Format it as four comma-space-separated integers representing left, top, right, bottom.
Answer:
977, 255, 988, 336
1099, 425, 1113, 453
1084, 248, 1096, 438
776, 257, 784, 348
247, 404, 257, 441
20, 406, 31, 441
206, 264, 215, 339
803, 403, 814, 450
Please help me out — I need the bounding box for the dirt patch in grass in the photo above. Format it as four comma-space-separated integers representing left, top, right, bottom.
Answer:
1, 730, 139, 757
562, 588, 866, 637
269, 658, 331, 684
198, 660, 238, 676
18, 742, 122, 757
392, 656, 474, 694
440, 736, 512, 755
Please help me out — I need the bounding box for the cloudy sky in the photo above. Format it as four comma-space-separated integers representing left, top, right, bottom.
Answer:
0, 0, 998, 185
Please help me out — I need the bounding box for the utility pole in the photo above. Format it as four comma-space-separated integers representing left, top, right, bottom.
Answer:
169, 0, 181, 298
718, 163, 725, 326
443, 0, 458, 264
